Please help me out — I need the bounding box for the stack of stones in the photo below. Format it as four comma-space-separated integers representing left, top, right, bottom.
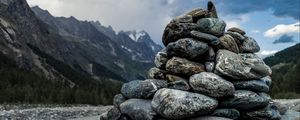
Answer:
100, 1, 286, 120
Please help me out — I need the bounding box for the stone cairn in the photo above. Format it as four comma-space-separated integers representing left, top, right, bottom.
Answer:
100, 1, 286, 120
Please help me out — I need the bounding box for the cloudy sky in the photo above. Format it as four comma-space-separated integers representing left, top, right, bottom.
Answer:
27, 0, 299, 57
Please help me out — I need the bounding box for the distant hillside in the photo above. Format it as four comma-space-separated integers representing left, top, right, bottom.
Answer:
264, 43, 300, 98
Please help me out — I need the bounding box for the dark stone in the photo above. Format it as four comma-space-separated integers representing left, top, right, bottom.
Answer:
207, 1, 218, 18
197, 18, 226, 36
214, 50, 272, 80
120, 99, 156, 120
166, 38, 209, 60
113, 94, 127, 108
152, 88, 218, 119
241, 36, 260, 53
99, 107, 121, 120
166, 57, 206, 76
219, 34, 239, 53
232, 80, 269, 92
121, 79, 167, 99
211, 108, 240, 119
241, 103, 281, 120
148, 67, 166, 80
165, 74, 186, 82
227, 27, 246, 35
190, 30, 220, 45
261, 76, 272, 87
185, 8, 208, 22
205, 62, 215, 72
154, 48, 168, 69
206, 47, 215, 61
168, 79, 190, 91
220, 90, 270, 110
226, 31, 245, 44
162, 22, 198, 46
189, 72, 235, 98
189, 116, 232, 120
172, 14, 193, 23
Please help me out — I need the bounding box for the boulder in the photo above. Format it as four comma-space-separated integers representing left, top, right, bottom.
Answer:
152, 88, 218, 119
197, 18, 226, 37
185, 8, 208, 22
148, 67, 166, 79
240, 36, 260, 53
211, 108, 240, 120
189, 72, 235, 98
232, 80, 269, 92
113, 94, 127, 108
241, 103, 281, 120
220, 90, 270, 110
168, 79, 190, 91
214, 50, 271, 80
227, 27, 246, 35
219, 34, 239, 53
121, 79, 167, 99
162, 22, 198, 46
166, 57, 206, 76
120, 99, 156, 120
166, 38, 209, 60
154, 48, 169, 69
190, 30, 220, 45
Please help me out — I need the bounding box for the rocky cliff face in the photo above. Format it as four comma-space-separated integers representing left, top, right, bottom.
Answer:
0, 0, 162, 85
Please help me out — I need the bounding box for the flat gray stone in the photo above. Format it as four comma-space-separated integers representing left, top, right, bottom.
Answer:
120, 99, 156, 120
197, 18, 226, 36
211, 108, 240, 120
166, 57, 206, 77
190, 30, 220, 45
232, 79, 269, 92
241, 36, 260, 53
241, 103, 281, 120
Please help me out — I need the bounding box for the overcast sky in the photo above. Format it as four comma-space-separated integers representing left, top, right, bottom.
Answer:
27, 0, 299, 57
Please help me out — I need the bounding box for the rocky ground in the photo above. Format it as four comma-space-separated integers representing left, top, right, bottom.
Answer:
0, 99, 299, 120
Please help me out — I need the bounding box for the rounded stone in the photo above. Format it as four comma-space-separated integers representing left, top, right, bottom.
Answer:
261, 76, 272, 86
204, 62, 215, 72
151, 88, 218, 119
165, 74, 186, 82
113, 94, 127, 108
211, 108, 240, 120
220, 90, 270, 110
148, 67, 166, 79
121, 79, 168, 99
190, 30, 220, 45
241, 36, 260, 53
168, 79, 190, 91
166, 57, 206, 77
154, 48, 169, 69
225, 31, 245, 44
189, 116, 232, 120
240, 103, 281, 120
197, 18, 226, 37
227, 27, 246, 35
232, 79, 270, 92
120, 99, 156, 120
166, 38, 209, 60
99, 107, 121, 120
172, 14, 193, 23
189, 72, 235, 98
185, 8, 208, 22
162, 22, 199, 46
219, 34, 239, 53
214, 50, 272, 80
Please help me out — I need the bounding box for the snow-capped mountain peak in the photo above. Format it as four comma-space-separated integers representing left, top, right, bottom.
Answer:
127, 30, 147, 42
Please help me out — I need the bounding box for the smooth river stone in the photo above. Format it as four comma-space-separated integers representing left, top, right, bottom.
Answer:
197, 18, 226, 37
120, 99, 156, 120
166, 57, 206, 76
240, 36, 260, 53
190, 30, 220, 45
152, 88, 218, 119
219, 34, 239, 53
227, 27, 246, 35
240, 103, 281, 120
232, 79, 269, 92
211, 108, 240, 120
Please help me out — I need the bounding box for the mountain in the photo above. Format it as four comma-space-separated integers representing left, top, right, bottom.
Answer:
264, 43, 300, 98
0, 0, 161, 104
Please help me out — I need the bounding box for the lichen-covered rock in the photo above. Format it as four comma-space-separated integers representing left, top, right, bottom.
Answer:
172, 14, 193, 23
240, 103, 281, 120
189, 72, 235, 98
219, 34, 239, 53
214, 50, 271, 80
166, 57, 206, 76
113, 94, 127, 108
211, 108, 240, 120
152, 88, 218, 119
185, 8, 208, 22
168, 79, 190, 91
221, 90, 270, 110
121, 79, 167, 99
154, 48, 169, 69
190, 30, 220, 45
232, 80, 269, 92
166, 38, 209, 60
240, 36, 260, 53
197, 18, 226, 37
120, 99, 156, 120
148, 67, 166, 79
227, 27, 246, 35
162, 22, 198, 46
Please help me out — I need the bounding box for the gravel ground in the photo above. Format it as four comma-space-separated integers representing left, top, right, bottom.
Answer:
0, 99, 299, 120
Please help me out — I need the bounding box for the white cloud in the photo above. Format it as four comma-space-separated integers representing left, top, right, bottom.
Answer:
256, 50, 278, 59
226, 21, 240, 29
251, 30, 260, 33
224, 14, 249, 30
264, 22, 300, 38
